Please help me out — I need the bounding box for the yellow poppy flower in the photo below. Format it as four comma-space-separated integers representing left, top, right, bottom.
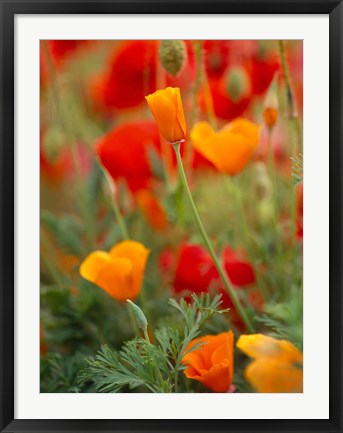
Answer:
237, 334, 303, 393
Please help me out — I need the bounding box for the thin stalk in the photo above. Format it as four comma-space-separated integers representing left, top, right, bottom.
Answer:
267, 128, 276, 196
143, 328, 150, 343
99, 163, 129, 240
278, 41, 295, 119
173, 142, 254, 332
278, 40, 300, 250
266, 127, 282, 247
278, 40, 302, 152
289, 123, 298, 248
42, 41, 95, 248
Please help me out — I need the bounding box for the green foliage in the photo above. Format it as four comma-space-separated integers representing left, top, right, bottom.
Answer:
256, 285, 303, 349
41, 211, 84, 256
41, 353, 90, 393
78, 293, 229, 393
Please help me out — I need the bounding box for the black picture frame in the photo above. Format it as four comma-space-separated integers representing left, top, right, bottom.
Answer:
1, 1, 342, 432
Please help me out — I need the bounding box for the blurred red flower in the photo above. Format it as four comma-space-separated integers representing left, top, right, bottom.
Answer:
91, 40, 196, 113
170, 243, 260, 329
246, 54, 279, 96
203, 77, 251, 121
173, 244, 255, 294
203, 40, 232, 78
95, 120, 161, 192
47, 40, 89, 62
91, 41, 158, 111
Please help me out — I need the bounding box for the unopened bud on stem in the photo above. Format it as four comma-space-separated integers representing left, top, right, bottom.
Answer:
263, 77, 279, 129
225, 66, 251, 103
126, 299, 148, 331
159, 40, 187, 77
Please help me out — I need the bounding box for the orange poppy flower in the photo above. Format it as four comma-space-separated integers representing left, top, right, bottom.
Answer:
181, 331, 234, 392
191, 118, 261, 176
79, 241, 150, 301
145, 87, 186, 144
237, 334, 303, 393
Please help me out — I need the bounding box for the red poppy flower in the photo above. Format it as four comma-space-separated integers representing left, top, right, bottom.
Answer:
47, 40, 90, 62
246, 54, 279, 96
91, 40, 196, 113
95, 120, 161, 192
173, 243, 256, 295
203, 40, 232, 78
170, 243, 259, 330
91, 40, 158, 111
204, 77, 251, 121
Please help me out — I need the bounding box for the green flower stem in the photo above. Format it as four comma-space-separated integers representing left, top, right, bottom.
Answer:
143, 328, 150, 344
99, 164, 129, 240
278, 40, 300, 251
173, 142, 254, 333
266, 128, 283, 254
110, 196, 129, 241
267, 127, 276, 203
42, 41, 95, 249
278, 41, 296, 120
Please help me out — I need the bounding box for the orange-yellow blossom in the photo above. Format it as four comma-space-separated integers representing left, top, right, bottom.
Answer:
181, 331, 234, 392
145, 87, 186, 143
79, 240, 150, 301
237, 334, 303, 393
191, 118, 261, 175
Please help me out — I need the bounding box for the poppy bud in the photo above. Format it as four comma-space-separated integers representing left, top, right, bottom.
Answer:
263, 77, 278, 129
126, 299, 148, 331
159, 40, 187, 77
225, 66, 251, 103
